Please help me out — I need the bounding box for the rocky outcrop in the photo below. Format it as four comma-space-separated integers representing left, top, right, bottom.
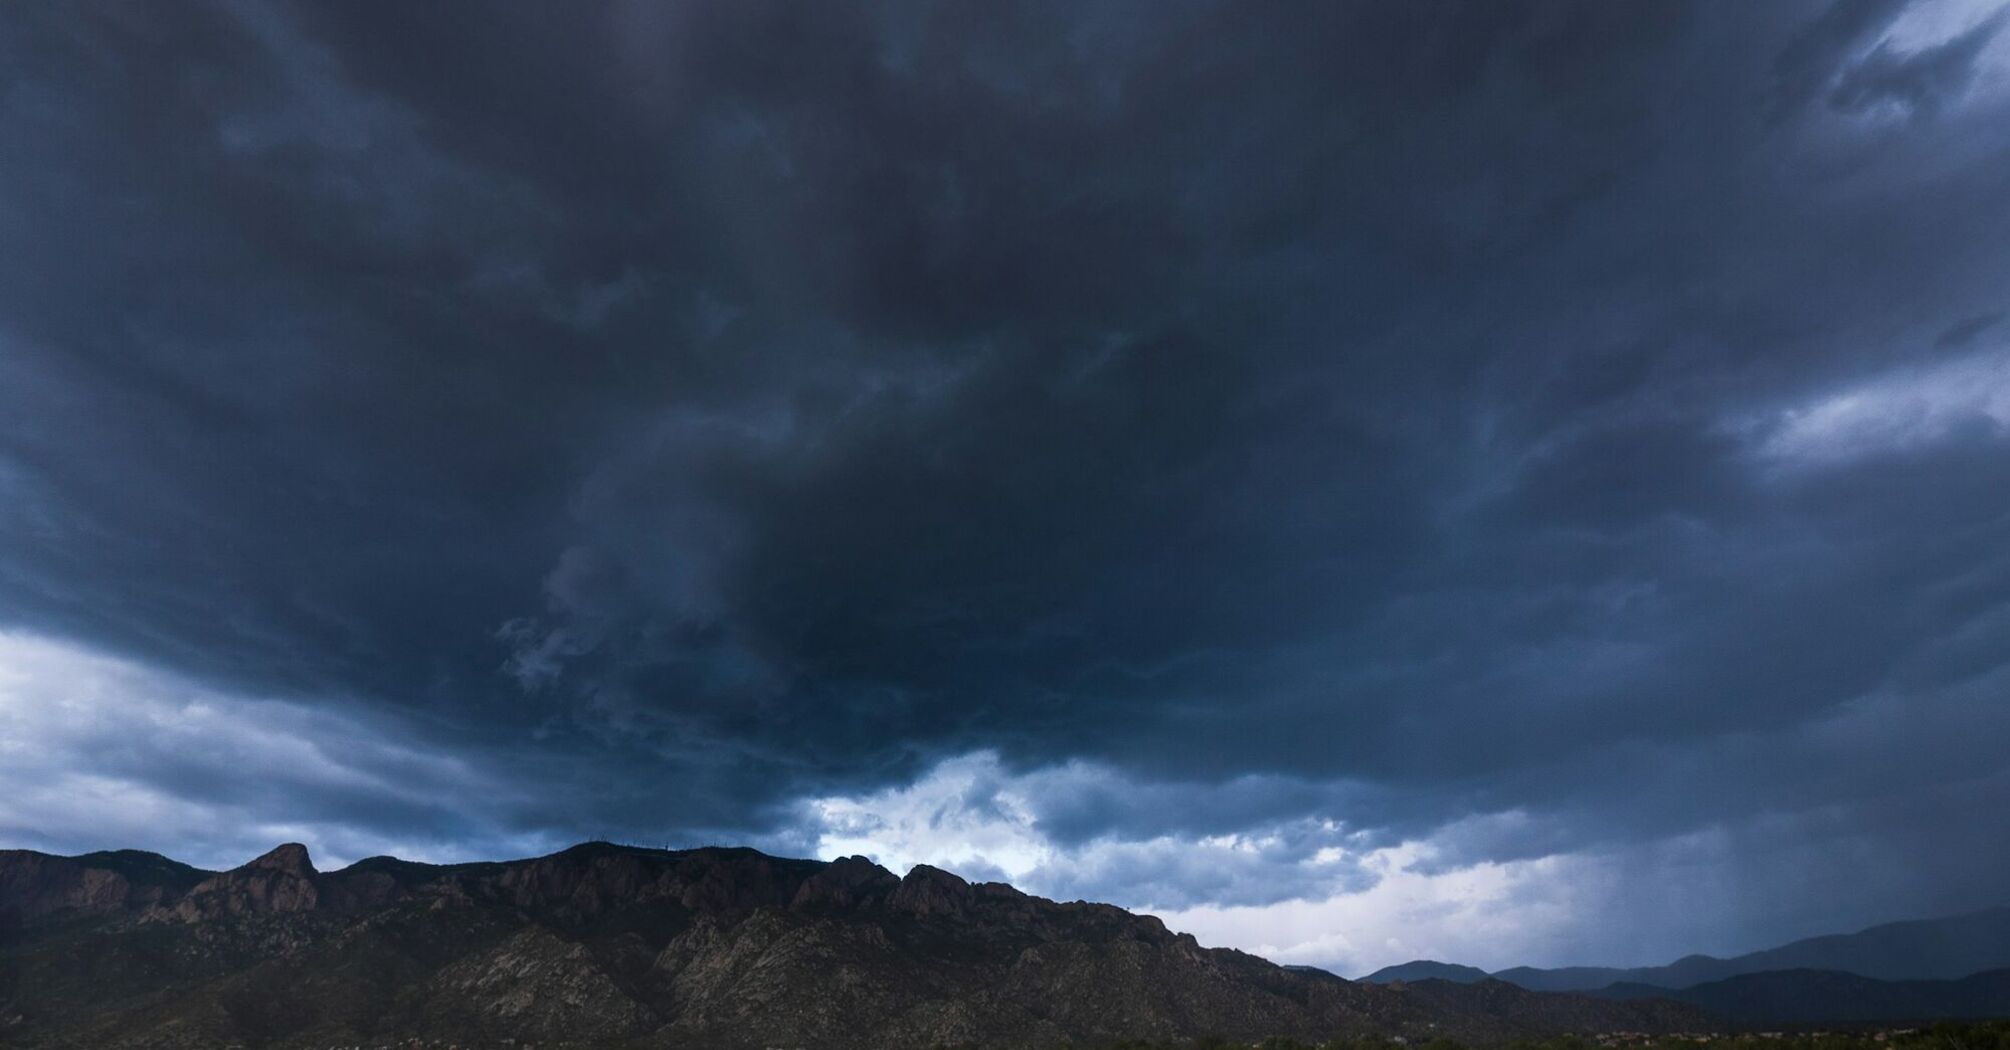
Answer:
427, 926, 656, 1041
889, 862, 973, 917
168, 843, 322, 921
792, 854, 901, 909
0, 841, 1710, 1048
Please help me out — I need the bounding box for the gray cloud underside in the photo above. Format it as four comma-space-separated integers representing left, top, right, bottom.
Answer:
2, 0, 2008, 960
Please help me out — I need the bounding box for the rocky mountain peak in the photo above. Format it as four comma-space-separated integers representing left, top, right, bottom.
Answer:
170, 842, 320, 920
242, 841, 316, 877
791, 853, 899, 909
891, 862, 973, 917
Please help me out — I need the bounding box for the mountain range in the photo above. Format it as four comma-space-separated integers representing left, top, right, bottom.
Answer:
0, 841, 1701, 1049
1356, 908, 2010, 1027
1491, 908, 2010, 991
1360, 907, 2010, 992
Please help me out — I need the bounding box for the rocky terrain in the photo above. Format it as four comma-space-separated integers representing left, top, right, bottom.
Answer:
0, 841, 1704, 1049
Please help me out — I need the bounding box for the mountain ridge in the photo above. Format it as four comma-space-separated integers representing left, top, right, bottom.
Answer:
0, 840, 1705, 1049
1361, 960, 1493, 985
1490, 907, 2010, 992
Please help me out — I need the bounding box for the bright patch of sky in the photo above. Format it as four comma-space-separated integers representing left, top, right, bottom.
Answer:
1885, 0, 2010, 92
1759, 348, 2010, 466
0, 631, 558, 870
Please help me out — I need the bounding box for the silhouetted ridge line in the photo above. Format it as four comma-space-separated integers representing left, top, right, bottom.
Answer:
0, 840, 1703, 1048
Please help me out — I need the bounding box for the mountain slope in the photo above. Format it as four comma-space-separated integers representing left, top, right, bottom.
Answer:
1363, 960, 1493, 984
0, 842, 1703, 1049
1493, 908, 2010, 991
0, 848, 208, 928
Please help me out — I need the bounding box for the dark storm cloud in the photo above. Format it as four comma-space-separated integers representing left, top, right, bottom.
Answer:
3, 0, 2009, 955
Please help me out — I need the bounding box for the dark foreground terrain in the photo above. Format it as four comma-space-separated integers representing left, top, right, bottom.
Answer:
1591, 968, 2010, 1026
0, 841, 1703, 1049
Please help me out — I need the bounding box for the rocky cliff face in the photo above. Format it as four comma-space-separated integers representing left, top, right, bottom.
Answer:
168, 843, 321, 921
0, 841, 1704, 1049
0, 849, 207, 927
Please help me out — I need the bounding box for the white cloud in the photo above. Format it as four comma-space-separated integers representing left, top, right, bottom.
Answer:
807, 751, 1056, 879
1884, 0, 2010, 94
799, 751, 1371, 906
794, 750, 1634, 976
0, 631, 555, 869
1153, 844, 1600, 976
1758, 348, 2010, 466
790, 743, 2010, 977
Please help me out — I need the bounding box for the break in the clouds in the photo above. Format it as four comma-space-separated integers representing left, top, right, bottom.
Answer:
3, 0, 2009, 973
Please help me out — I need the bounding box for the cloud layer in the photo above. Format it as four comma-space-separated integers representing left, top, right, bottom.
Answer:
2, 0, 2008, 972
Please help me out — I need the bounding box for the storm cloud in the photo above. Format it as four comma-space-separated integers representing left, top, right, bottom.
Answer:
3, 0, 2008, 974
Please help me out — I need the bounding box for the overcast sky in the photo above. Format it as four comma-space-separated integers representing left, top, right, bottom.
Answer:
4, 0, 2009, 977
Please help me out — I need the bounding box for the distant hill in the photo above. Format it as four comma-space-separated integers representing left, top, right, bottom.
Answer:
0, 841, 1704, 1049
1363, 960, 1493, 984
1591, 967, 2010, 1025
1496, 960, 1728, 994
1493, 908, 2010, 991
